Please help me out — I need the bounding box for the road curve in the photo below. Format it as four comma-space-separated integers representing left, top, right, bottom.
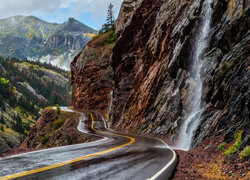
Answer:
0, 109, 177, 180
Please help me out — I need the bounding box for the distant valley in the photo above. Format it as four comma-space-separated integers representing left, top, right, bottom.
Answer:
0, 57, 71, 154
0, 16, 97, 69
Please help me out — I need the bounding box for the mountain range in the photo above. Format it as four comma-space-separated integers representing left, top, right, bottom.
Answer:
0, 16, 97, 69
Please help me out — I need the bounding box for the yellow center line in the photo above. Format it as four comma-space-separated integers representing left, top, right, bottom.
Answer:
0, 113, 135, 180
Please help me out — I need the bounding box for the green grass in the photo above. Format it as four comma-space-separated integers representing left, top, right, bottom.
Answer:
100, 31, 118, 46
218, 142, 227, 151
90, 31, 118, 46
0, 77, 10, 85
224, 130, 243, 156
22, 62, 42, 70
52, 118, 64, 131
239, 146, 250, 160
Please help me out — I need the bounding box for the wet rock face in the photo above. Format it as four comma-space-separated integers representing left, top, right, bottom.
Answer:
115, 0, 141, 35
111, 0, 249, 147
71, 35, 114, 112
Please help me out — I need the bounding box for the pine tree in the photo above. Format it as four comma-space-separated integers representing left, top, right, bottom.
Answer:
13, 115, 24, 134
0, 97, 5, 111
0, 113, 5, 124
54, 95, 58, 105
101, 3, 115, 33
106, 3, 115, 30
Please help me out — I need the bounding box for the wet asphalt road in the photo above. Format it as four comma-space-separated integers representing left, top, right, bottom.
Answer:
0, 110, 177, 180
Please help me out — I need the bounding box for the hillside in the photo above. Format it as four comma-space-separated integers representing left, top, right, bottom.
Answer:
71, 0, 249, 179
0, 16, 97, 69
0, 57, 71, 155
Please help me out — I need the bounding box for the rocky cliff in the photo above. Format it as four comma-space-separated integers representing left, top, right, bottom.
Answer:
110, 0, 249, 148
46, 18, 92, 50
71, 0, 249, 174
71, 34, 115, 113
115, 0, 140, 35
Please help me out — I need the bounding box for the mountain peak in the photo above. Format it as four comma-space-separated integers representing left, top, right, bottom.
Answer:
61, 17, 95, 33
65, 17, 81, 26
68, 17, 77, 23
0, 15, 97, 61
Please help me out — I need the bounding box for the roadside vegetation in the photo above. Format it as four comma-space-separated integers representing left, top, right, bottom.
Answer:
195, 131, 249, 180
30, 110, 96, 150
52, 118, 64, 131
224, 130, 243, 156
218, 142, 227, 151
239, 146, 250, 160
217, 130, 249, 162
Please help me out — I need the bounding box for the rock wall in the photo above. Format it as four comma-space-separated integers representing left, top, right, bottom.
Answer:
71, 34, 114, 113
70, 0, 249, 149
110, 0, 249, 148
115, 0, 141, 35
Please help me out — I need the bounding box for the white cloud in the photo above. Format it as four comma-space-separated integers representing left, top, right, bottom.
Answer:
84, 0, 123, 19
0, 0, 62, 18
0, 0, 124, 28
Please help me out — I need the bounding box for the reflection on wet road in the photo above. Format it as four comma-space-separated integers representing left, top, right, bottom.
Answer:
0, 109, 177, 180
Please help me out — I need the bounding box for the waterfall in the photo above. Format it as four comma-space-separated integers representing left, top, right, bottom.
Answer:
175, 0, 213, 151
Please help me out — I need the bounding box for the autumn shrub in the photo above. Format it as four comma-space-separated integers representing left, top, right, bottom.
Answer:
239, 146, 250, 160
100, 31, 117, 45
52, 118, 64, 131
218, 142, 227, 151
224, 130, 243, 156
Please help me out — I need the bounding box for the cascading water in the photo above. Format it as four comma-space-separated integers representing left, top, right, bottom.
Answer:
175, 0, 214, 151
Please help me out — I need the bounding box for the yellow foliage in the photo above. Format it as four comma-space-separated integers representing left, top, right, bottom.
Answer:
45, 106, 53, 110
105, 114, 110, 122
240, 171, 250, 180
228, 0, 243, 19
145, 124, 152, 132
22, 62, 42, 70
83, 33, 96, 38
22, 62, 33, 67
25, 27, 35, 39
228, 0, 236, 18
195, 158, 230, 179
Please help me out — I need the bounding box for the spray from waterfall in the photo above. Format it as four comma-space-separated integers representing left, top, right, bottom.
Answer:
175, 0, 214, 151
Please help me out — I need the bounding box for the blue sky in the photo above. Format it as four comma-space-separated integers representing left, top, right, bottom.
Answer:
0, 0, 124, 30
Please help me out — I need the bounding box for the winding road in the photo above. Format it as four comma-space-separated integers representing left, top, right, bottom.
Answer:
0, 109, 177, 180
